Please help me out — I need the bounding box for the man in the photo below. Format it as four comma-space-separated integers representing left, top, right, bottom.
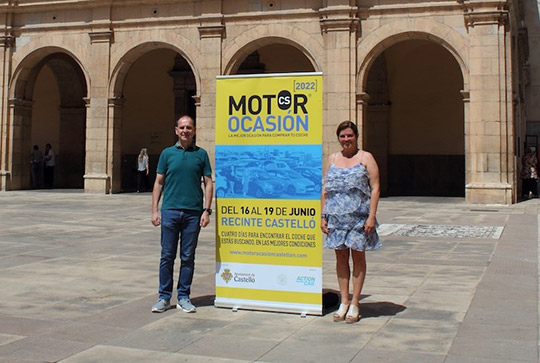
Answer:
43, 143, 55, 188
151, 115, 213, 313
30, 145, 43, 189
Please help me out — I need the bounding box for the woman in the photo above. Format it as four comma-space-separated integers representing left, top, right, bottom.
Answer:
321, 121, 381, 323
521, 147, 538, 198
136, 148, 149, 192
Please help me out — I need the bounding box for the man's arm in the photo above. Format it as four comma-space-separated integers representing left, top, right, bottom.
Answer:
151, 173, 164, 226
200, 175, 213, 227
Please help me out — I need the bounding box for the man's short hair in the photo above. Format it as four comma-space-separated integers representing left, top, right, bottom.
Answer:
175, 115, 195, 127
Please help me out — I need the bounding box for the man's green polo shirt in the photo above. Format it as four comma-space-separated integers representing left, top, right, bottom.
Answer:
156, 143, 212, 211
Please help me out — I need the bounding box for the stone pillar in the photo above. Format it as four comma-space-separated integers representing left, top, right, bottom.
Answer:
197, 12, 225, 167
84, 25, 113, 193
356, 92, 369, 149
7, 98, 33, 190
108, 97, 124, 193
462, 90, 471, 194
0, 34, 14, 190
464, 3, 513, 204
320, 4, 360, 158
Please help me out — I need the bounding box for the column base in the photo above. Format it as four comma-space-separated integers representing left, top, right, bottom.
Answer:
84, 173, 110, 194
0, 170, 10, 191
465, 182, 513, 205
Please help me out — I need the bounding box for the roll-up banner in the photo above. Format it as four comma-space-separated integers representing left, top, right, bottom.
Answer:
214, 72, 323, 315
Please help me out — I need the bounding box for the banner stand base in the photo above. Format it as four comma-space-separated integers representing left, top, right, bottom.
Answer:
215, 298, 322, 316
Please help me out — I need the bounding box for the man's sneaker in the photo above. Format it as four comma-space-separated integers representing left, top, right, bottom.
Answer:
151, 299, 171, 313
177, 298, 197, 313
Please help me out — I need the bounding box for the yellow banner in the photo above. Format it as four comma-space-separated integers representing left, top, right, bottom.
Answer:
216, 74, 322, 145
215, 73, 323, 315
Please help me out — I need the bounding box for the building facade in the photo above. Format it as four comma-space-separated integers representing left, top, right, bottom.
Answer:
0, 0, 532, 204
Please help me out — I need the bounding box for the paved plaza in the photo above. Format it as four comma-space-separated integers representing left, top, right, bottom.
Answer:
0, 190, 538, 362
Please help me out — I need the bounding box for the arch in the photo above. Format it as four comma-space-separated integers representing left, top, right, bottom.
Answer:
356, 19, 469, 93
223, 25, 324, 75
10, 46, 89, 101
109, 41, 201, 99
362, 38, 466, 197
108, 42, 200, 193
7, 46, 88, 190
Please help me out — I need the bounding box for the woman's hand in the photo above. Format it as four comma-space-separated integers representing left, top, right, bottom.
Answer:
364, 215, 376, 235
321, 218, 328, 235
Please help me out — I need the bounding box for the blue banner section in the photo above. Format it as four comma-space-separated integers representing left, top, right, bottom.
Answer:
215, 144, 322, 200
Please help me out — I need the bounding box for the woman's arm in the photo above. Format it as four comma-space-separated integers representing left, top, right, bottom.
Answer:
363, 151, 380, 235
320, 154, 334, 235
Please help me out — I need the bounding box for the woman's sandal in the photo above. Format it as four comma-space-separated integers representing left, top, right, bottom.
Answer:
333, 303, 349, 322
345, 304, 360, 324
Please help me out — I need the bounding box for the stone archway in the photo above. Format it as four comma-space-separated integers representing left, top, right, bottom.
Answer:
225, 37, 319, 75
8, 51, 87, 190
109, 45, 197, 192
363, 39, 465, 197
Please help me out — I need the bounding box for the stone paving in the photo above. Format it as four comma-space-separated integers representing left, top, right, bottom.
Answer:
0, 191, 538, 362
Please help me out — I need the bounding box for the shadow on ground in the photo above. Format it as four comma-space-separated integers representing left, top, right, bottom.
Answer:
323, 290, 406, 318
359, 301, 406, 318
191, 291, 405, 319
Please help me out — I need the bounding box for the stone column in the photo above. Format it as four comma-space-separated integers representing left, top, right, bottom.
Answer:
461, 90, 471, 193
197, 12, 225, 167
356, 92, 369, 150
0, 34, 14, 190
7, 98, 33, 190
84, 26, 113, 193
320, 4, 360, 158
464, 2, 513, 204
108, 97, 124, 193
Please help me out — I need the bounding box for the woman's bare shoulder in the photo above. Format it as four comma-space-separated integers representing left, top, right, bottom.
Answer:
327, 152, 339, 162
361, 150, 375, 161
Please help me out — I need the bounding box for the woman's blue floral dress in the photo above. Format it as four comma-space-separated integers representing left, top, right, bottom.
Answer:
324, 163, 381, 251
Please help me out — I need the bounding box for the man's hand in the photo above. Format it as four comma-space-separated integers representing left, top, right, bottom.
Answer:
200, 211, 210, 227
151, 211, 161, 226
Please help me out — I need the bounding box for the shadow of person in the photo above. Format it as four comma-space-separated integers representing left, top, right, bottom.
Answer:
322, 289, 341, 315
322, 289, 406, 318
191, 294, 215, 308
193, 291, 405, 318
358, 301, 406, 318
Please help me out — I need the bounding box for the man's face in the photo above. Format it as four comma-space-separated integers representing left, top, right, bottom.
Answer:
175, 117, 195, 144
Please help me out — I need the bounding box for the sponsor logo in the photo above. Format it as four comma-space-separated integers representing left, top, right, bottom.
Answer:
233, 272, 256, 283
276, 274, 288, 286
296, 276, 315, 286
221, 268, 233, 284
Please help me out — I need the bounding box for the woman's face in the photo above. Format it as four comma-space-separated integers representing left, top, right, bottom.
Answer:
338, 127, 357, 150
